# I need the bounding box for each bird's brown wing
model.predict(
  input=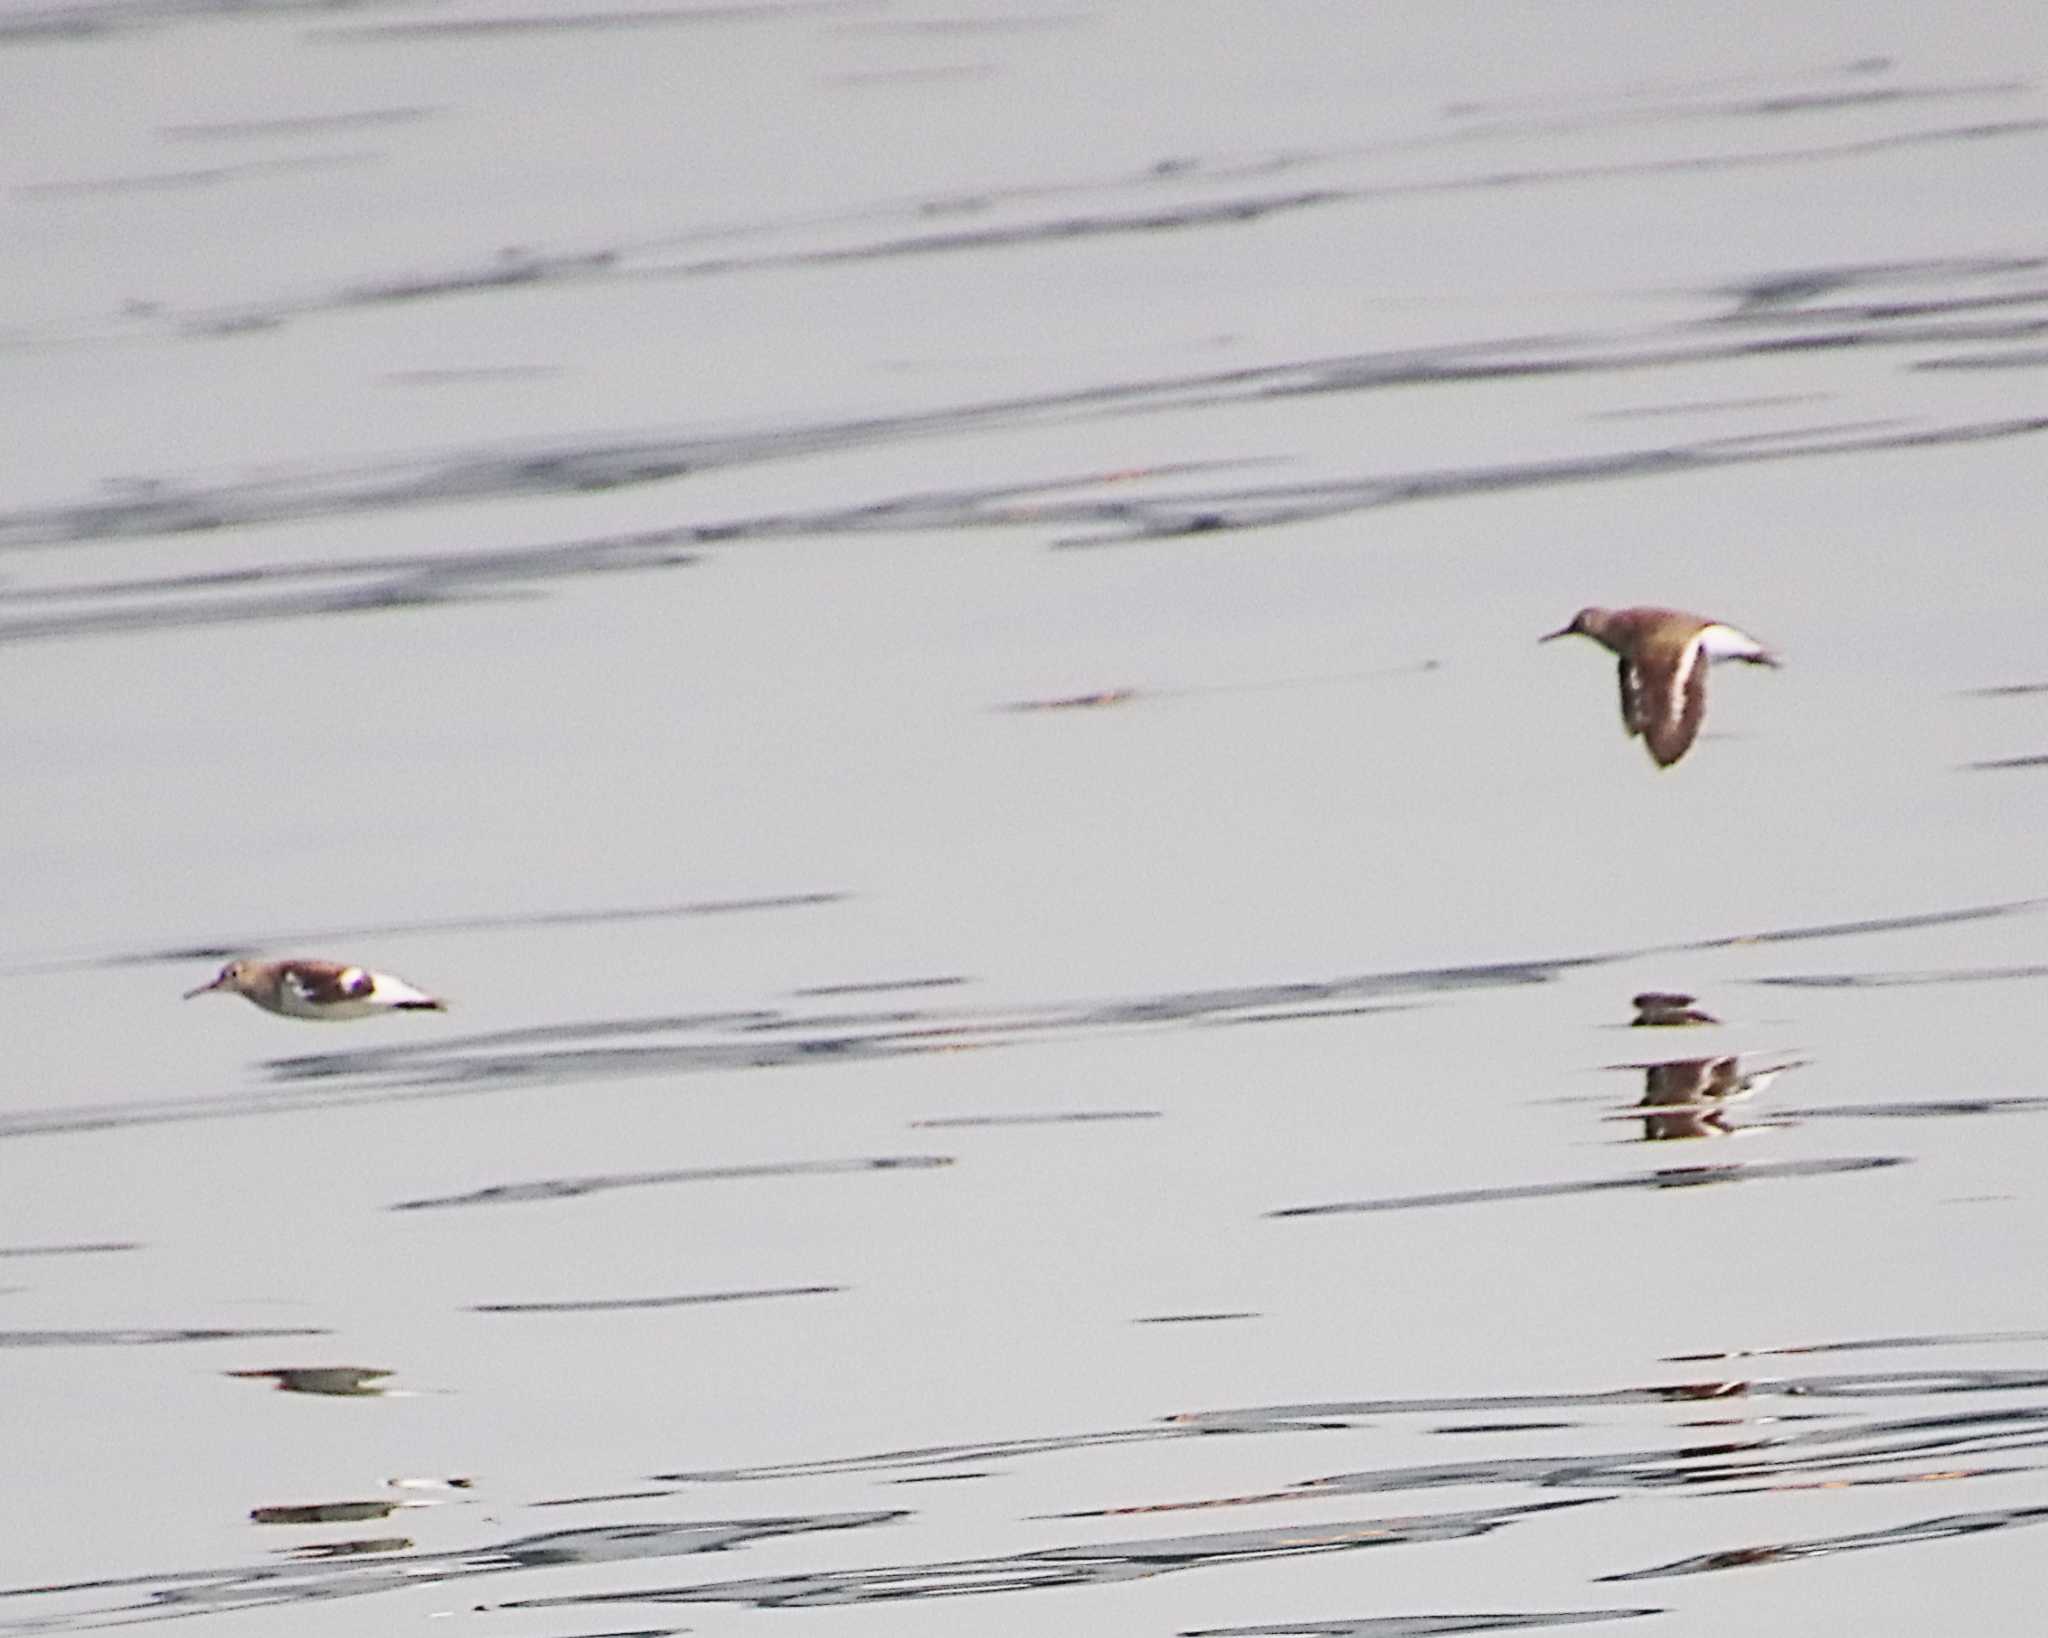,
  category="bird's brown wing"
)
[283,962,374,1004]
[1639,631,1708,767]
